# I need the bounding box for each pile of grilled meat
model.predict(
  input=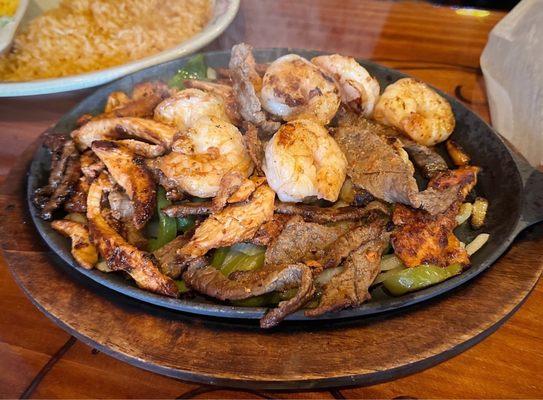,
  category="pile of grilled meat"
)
[33,43,481,328]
